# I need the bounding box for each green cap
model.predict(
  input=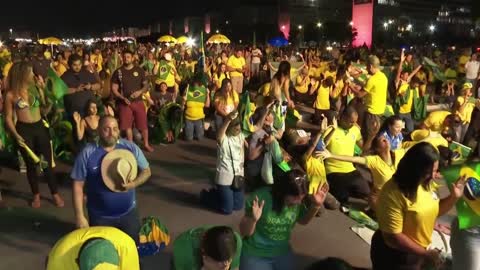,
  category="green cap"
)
[79,239,120,270]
